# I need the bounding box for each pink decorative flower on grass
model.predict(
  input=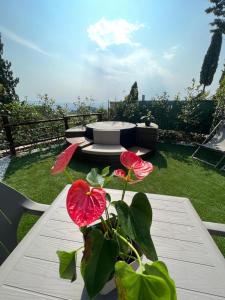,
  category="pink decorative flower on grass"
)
[51,144,79,175]
[66,179,106,227]
[114,151,153,182]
